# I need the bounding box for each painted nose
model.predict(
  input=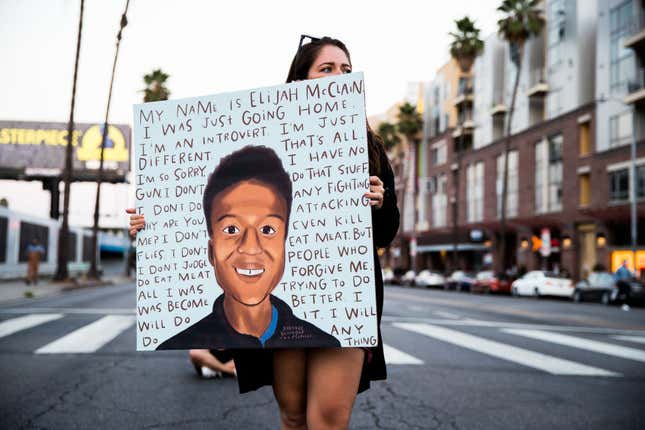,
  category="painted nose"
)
[238,228,262,255]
